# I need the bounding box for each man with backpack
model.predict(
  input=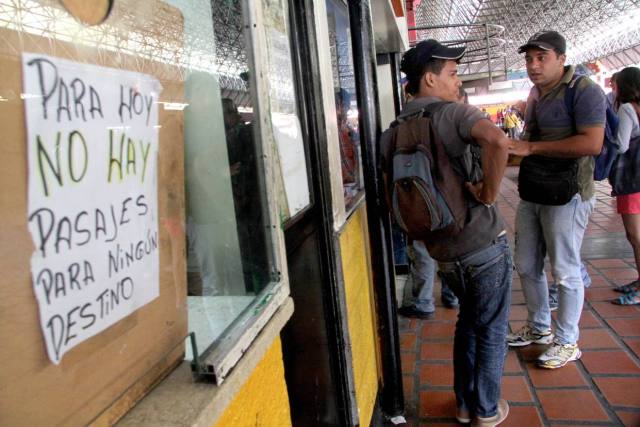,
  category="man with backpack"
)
[396,86,471,320]
[380,39,511,425]
[507,31,606,369]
